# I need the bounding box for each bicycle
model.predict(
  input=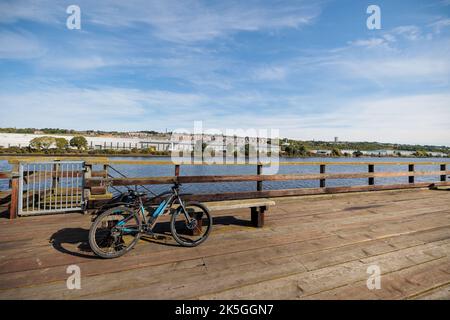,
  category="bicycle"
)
[88,182,212,259]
